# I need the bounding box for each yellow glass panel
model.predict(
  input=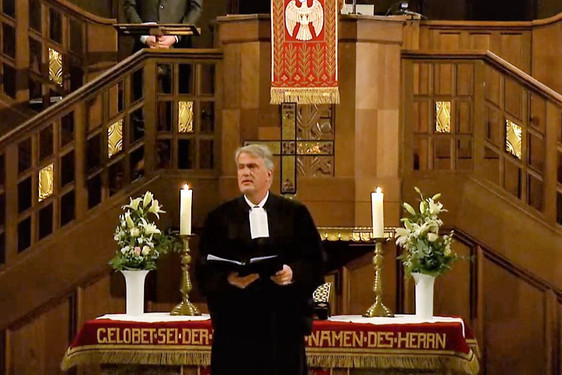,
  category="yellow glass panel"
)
[38,164,54,202]
[108,119,123,158]
[282,155,296,194]
[435,101,451,133]
[505,120,522,159]
[178,101,193,133]
[48,48,63,87]
[282,103,296,141]
[297,141,333,155]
